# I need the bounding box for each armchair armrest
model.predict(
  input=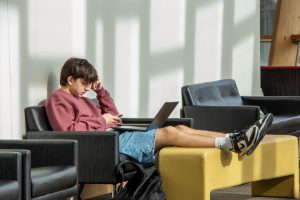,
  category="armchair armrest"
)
[0,151,22,181]
[121,118,193,128]
[183,105,260,132]
[242,96,300,115]
[0,149,32,200]
[26,131,119,184]
[0,151,22,200]
[0,140,77,168]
